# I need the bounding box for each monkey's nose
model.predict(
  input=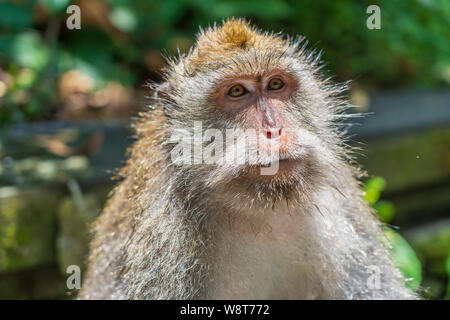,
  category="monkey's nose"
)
[265,128,282,139]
